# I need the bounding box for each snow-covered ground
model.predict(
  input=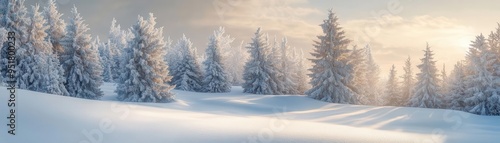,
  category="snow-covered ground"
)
[1,83,500,143]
